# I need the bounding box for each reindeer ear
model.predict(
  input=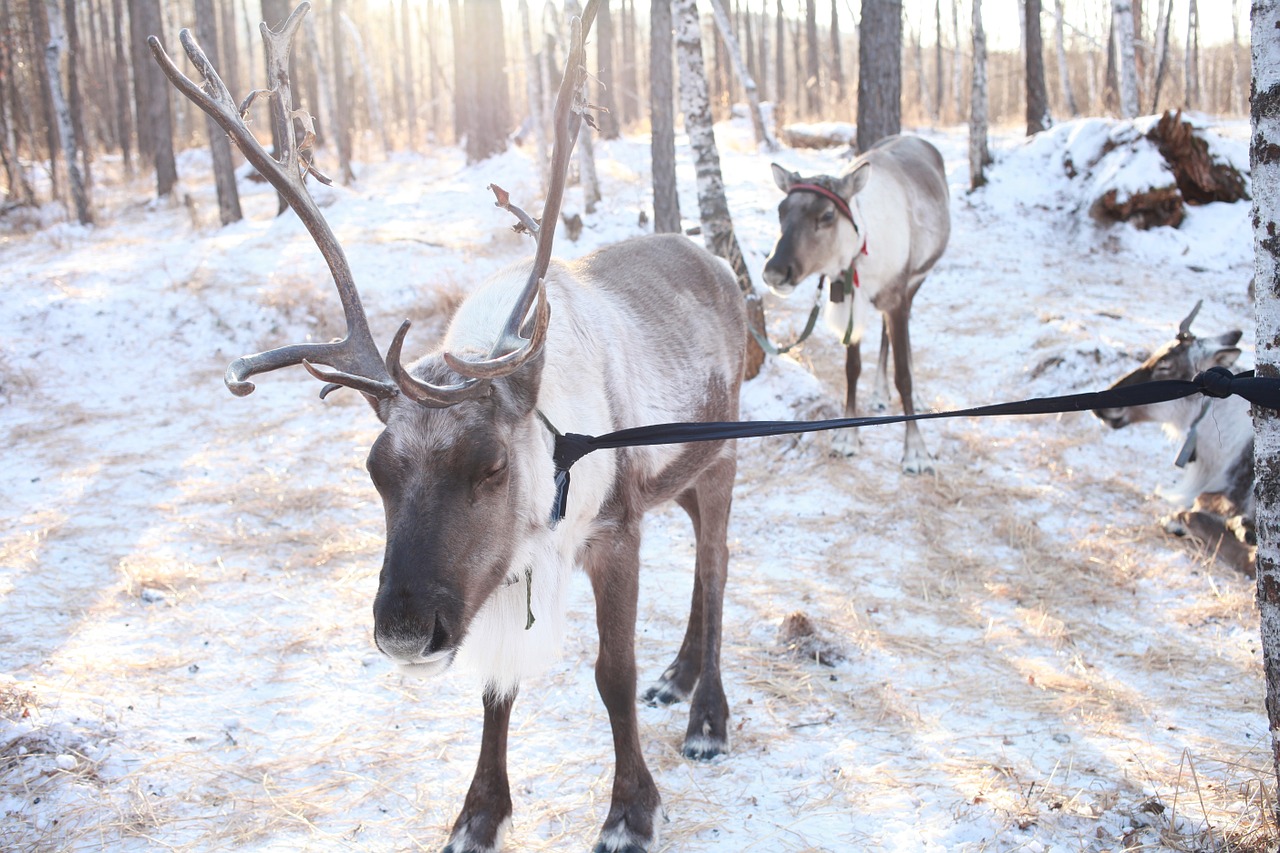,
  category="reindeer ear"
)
[836,162,872,200]
[771,163,798,193]
[1210,346,1242,370]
